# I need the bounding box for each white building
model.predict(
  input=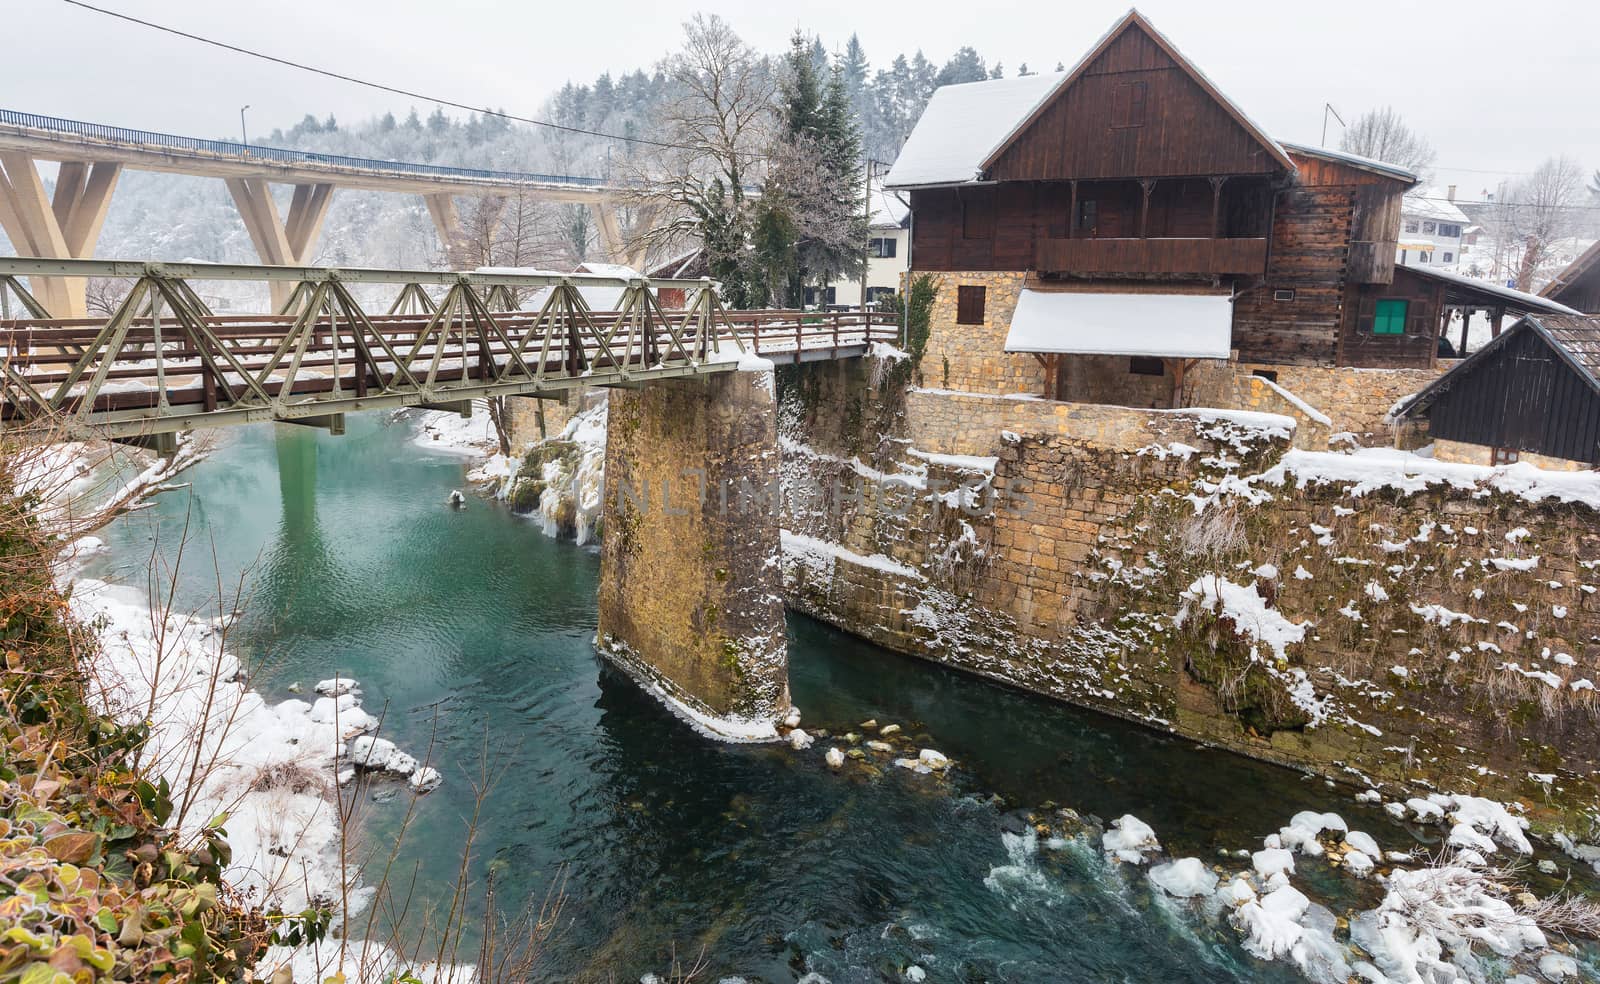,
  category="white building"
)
[814,185,910,309]
[1396,188,1470,270]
